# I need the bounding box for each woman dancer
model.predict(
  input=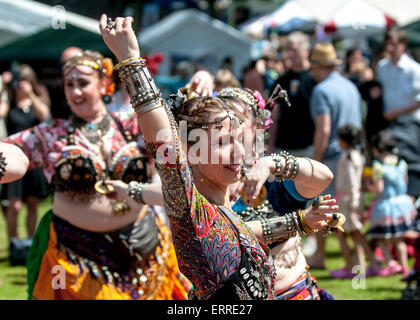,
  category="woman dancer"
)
[2,50,189,300]
[219,87,337,300]
[99,15,338,300]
